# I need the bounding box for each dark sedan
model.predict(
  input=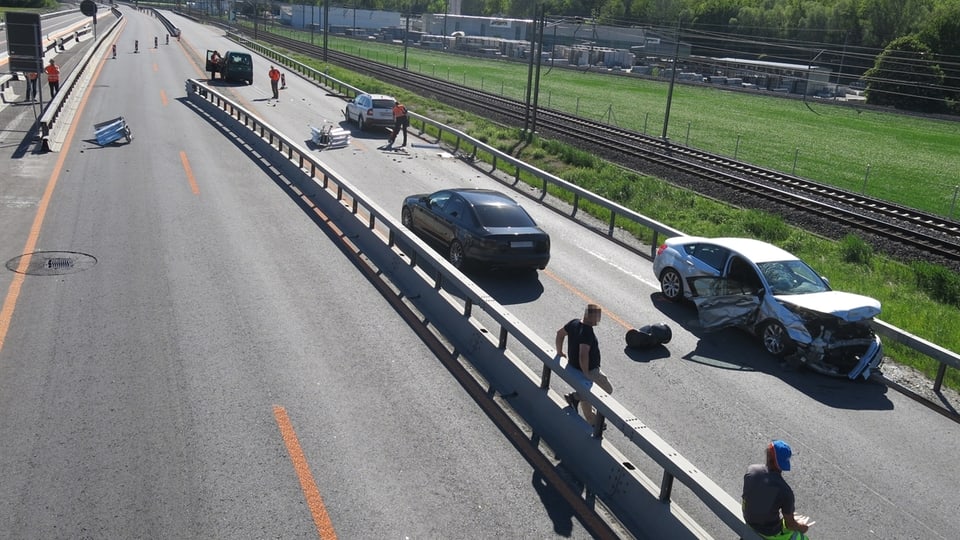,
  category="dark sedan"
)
[401,189,551,271]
